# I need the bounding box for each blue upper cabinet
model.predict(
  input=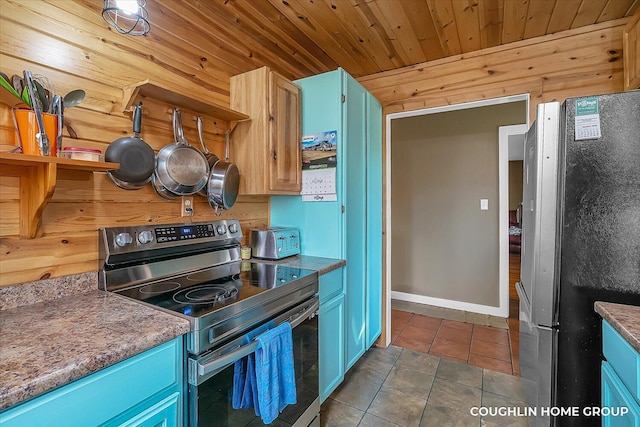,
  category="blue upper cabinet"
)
[270,68,383,371]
